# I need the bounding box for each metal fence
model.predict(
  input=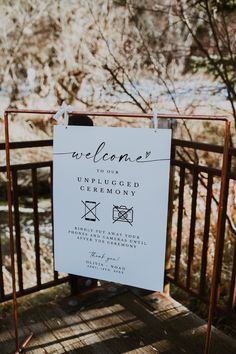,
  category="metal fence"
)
[0,138,235,315]
[0,140,68,302]
[168,139,236,315]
